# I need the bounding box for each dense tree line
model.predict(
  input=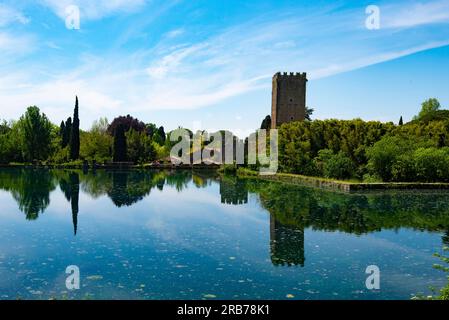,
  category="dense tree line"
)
[1,97,449,182]
[278,98,449,182]
[0,98,168,165]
